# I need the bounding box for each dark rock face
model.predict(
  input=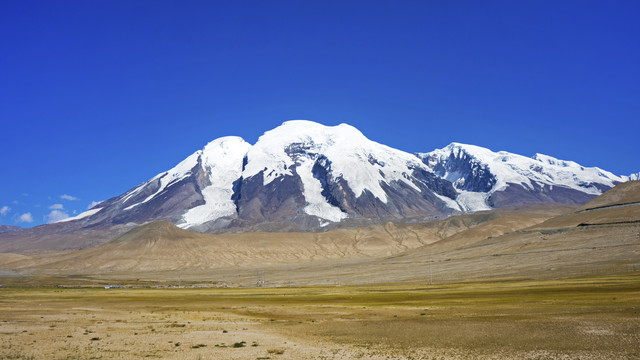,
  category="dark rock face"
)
[311,156,356,215]
[311,155,343,209]
[234,170,306,223]
[419,151,496,192]
[411,168,458,199]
